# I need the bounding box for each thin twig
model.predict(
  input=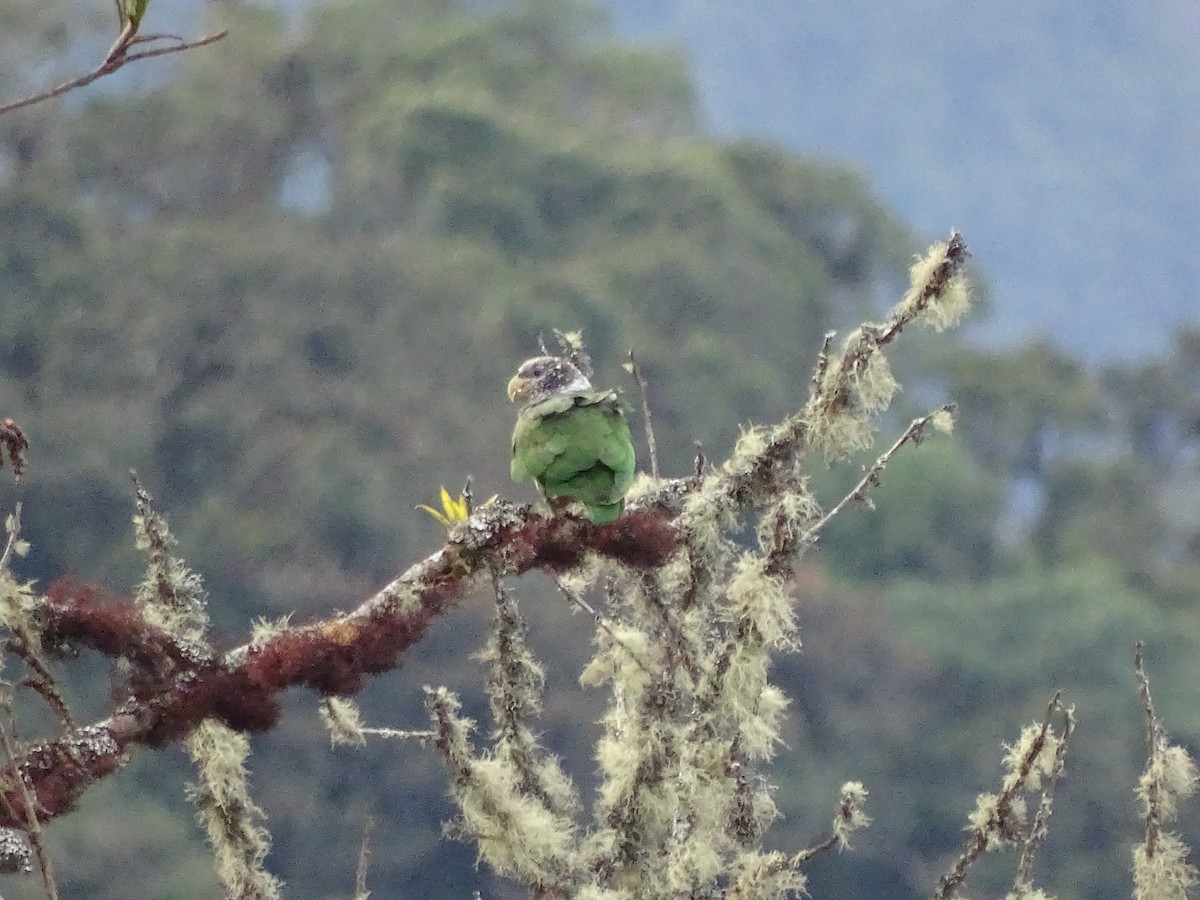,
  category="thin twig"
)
[0,30,228,118]
[102,21,138,66]
[876,232,969,346]
[801,404,955,544]
[808,331,836,400]
[551,576,651,675]
[0,718,59,900]
[110,30,229,65]
[936,692,1064,900]
[354,817,374,900]
[359,727,436,742]
[791,832,838,866]
[627,351,659,479]
[0,502,23,572]
[745,784,868,884]
[1012,703,1075,889]
[1,506,75,730]
[1135,641,1163,857]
